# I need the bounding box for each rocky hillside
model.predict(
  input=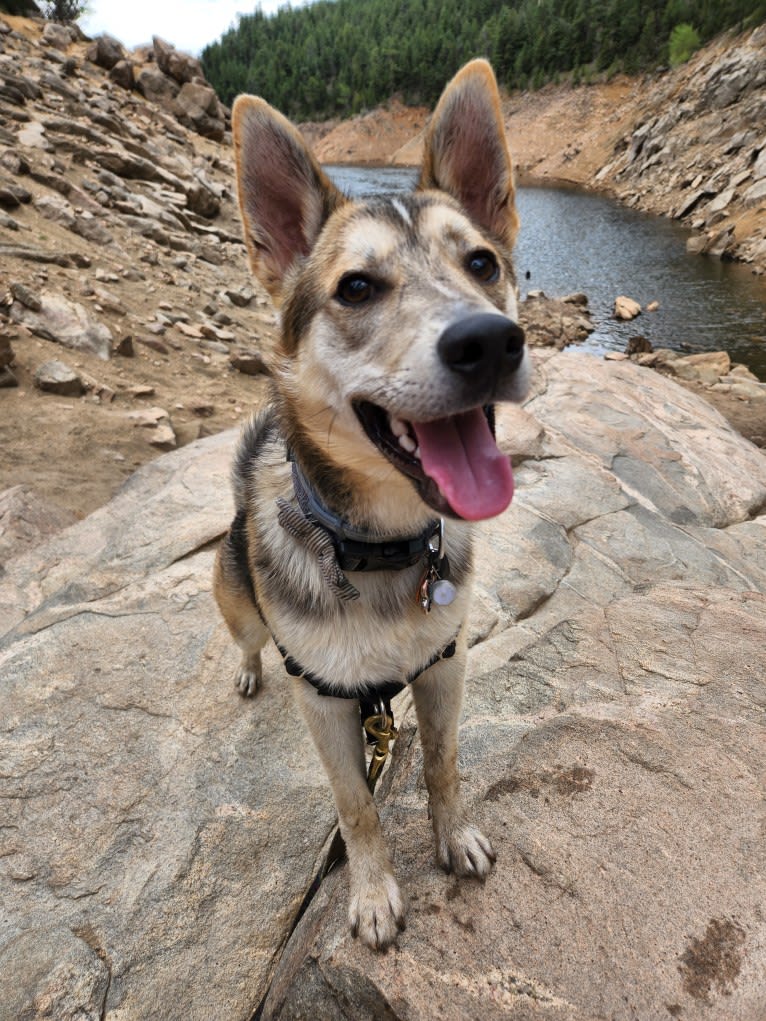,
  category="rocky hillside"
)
[312,25,766,274]
[0,14,277,520]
